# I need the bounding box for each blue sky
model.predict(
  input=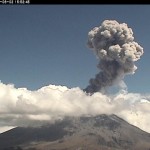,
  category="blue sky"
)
[0,5,149,93]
